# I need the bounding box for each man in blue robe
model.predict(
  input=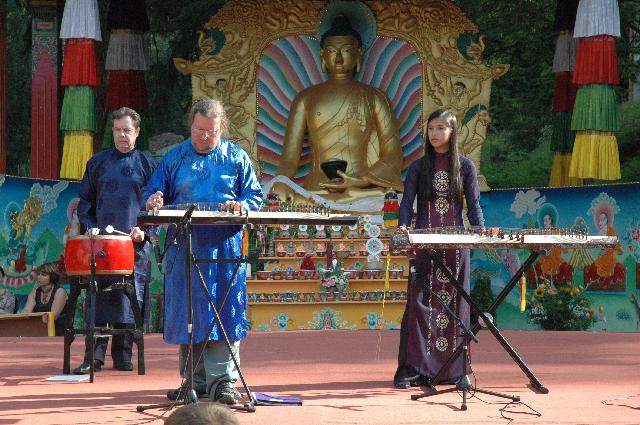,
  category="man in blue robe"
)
[144,99,263,404]
[74,107,157,374]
